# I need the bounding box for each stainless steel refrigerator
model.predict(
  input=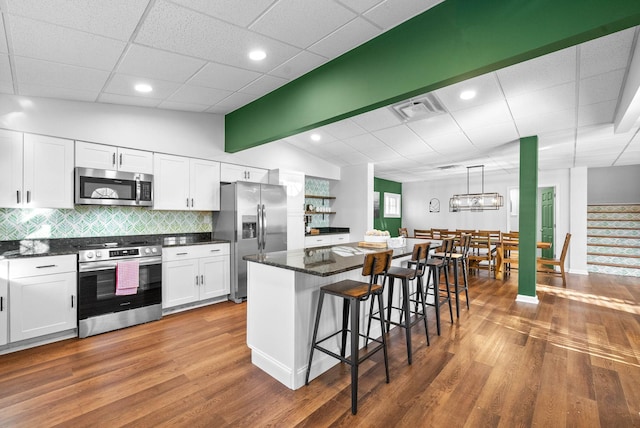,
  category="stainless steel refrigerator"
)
[213,182,287,302]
